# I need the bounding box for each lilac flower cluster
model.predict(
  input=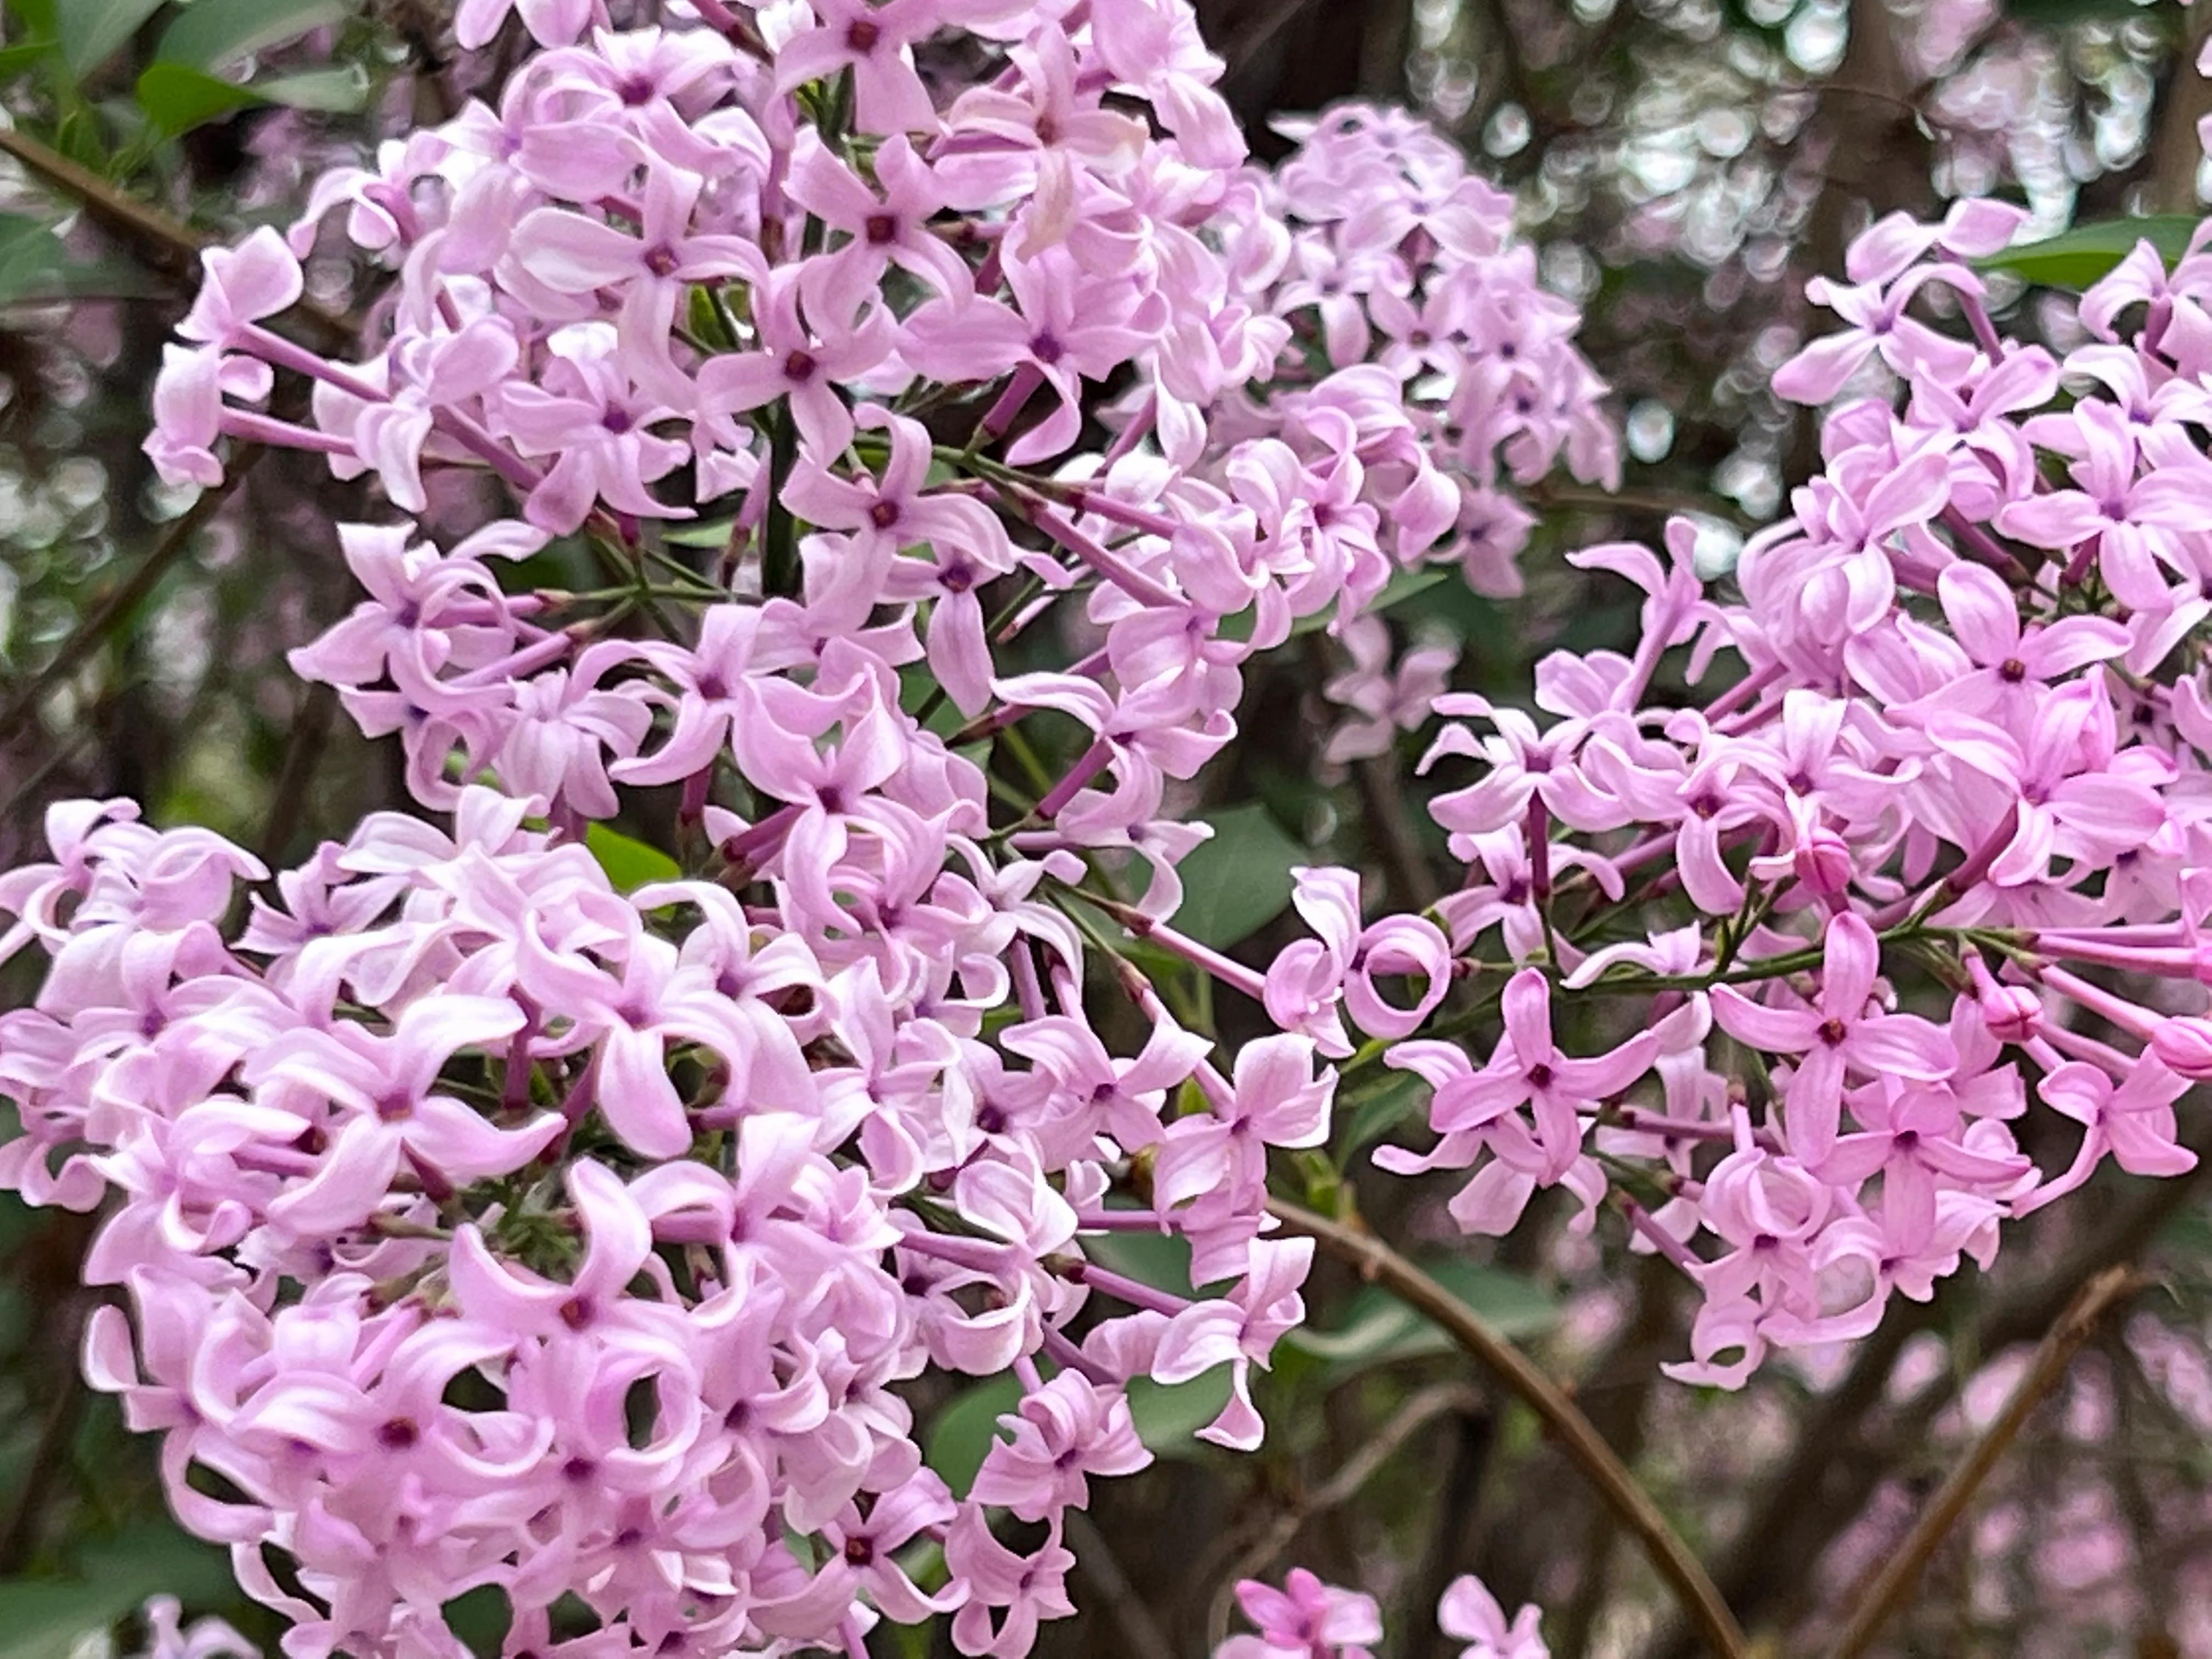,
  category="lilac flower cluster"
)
[9,0,2212,1644]
[1321,204,2212,1386]
[5,0,1613,1653]
[1215,1568,1545,1659]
